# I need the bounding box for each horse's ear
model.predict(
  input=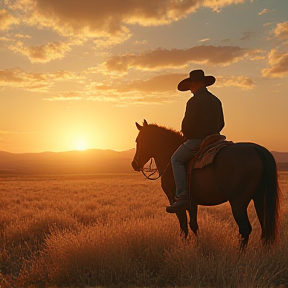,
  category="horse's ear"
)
[143,119,148,126]
[135,122,142,130]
